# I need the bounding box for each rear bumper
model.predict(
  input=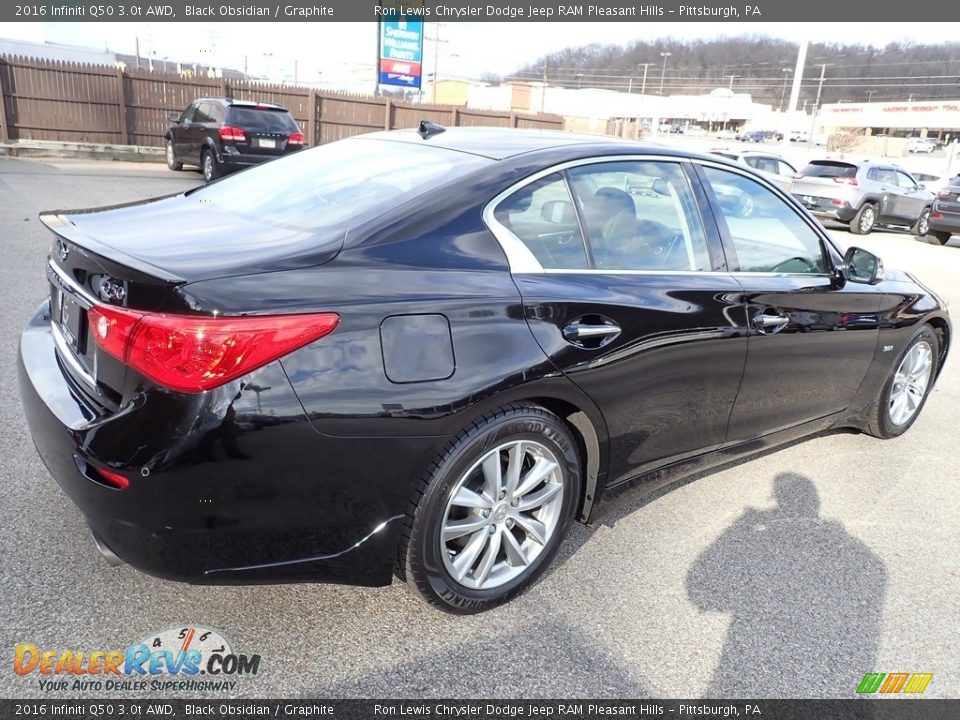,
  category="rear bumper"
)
[929,209,960,234]
[17,302,438,586]
[792,194,857,223]
[218,146,300,170]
